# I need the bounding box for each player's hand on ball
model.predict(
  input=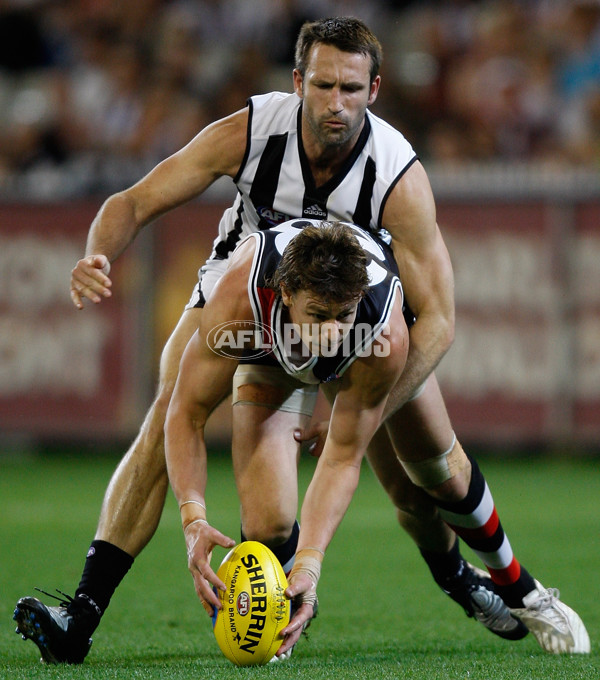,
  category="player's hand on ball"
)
[294,420,329,457]
[70,254,112,309]
[278,548,322,656]
[184,520,236,615]
[278,592,315,657]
